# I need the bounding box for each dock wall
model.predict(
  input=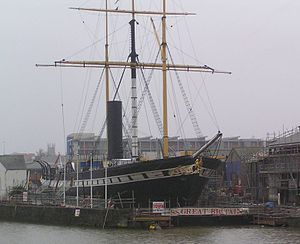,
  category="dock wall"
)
[285,217,300,228]
[0,204,131,228]
[175,215,251,226]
